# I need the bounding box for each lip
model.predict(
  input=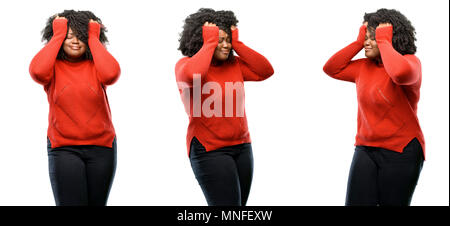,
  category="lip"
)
[70,46,81,50]
[221,50,230,54]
